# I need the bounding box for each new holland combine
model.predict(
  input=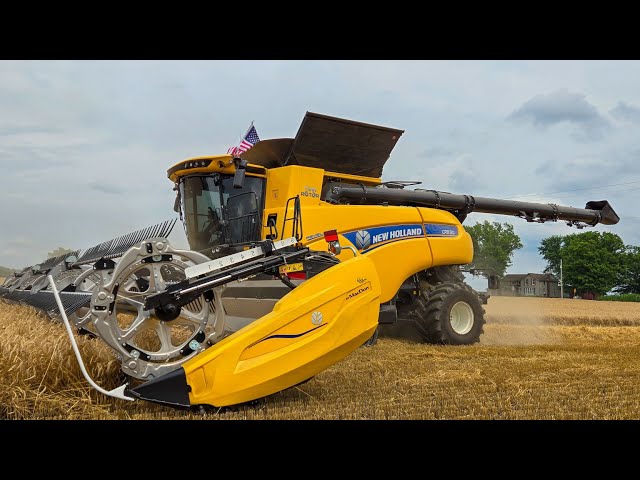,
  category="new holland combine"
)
[0,112,620,409]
